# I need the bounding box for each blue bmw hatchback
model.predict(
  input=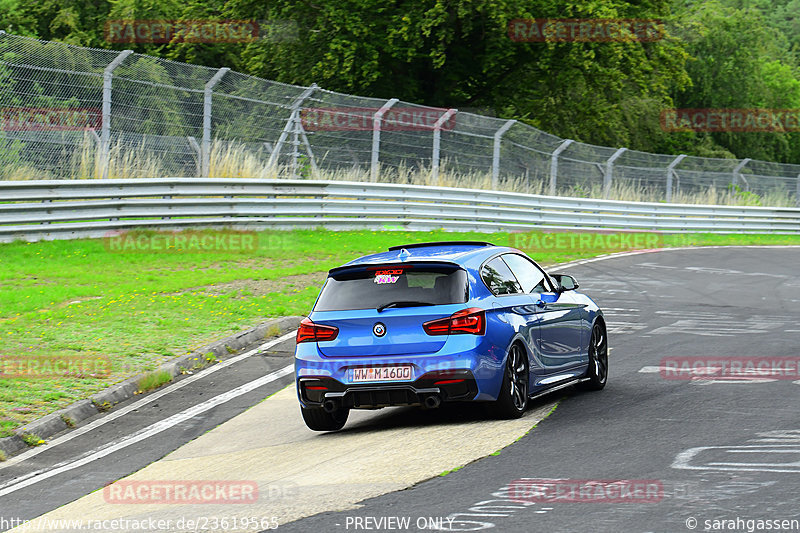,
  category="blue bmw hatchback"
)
[294,241,607,431]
